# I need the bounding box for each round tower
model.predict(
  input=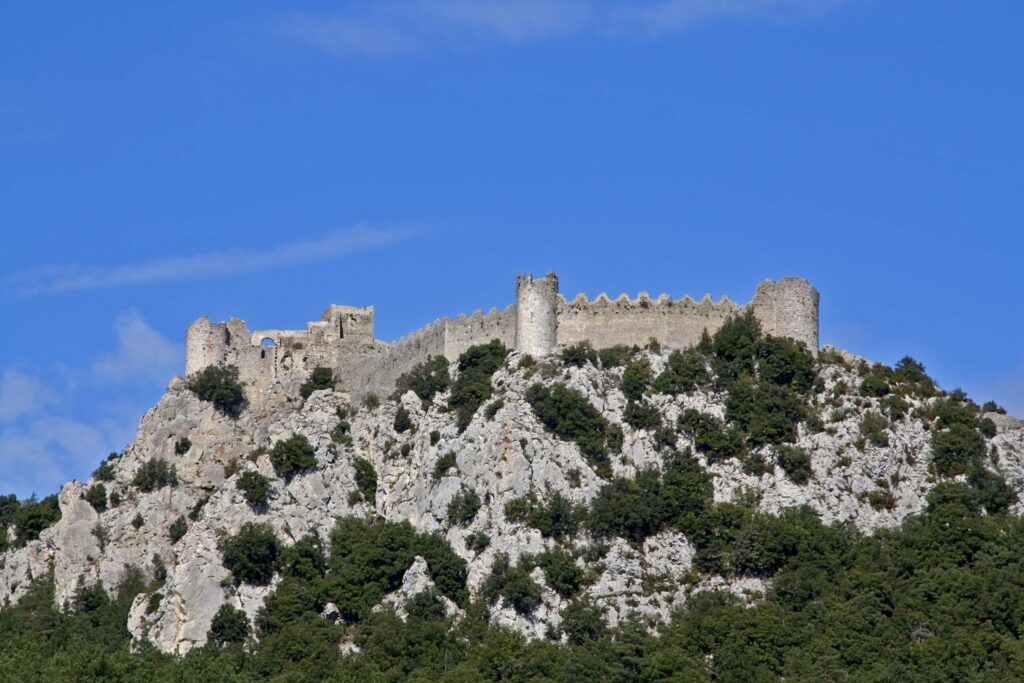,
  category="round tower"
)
[751,278,819,353]
[515,273,559,357]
